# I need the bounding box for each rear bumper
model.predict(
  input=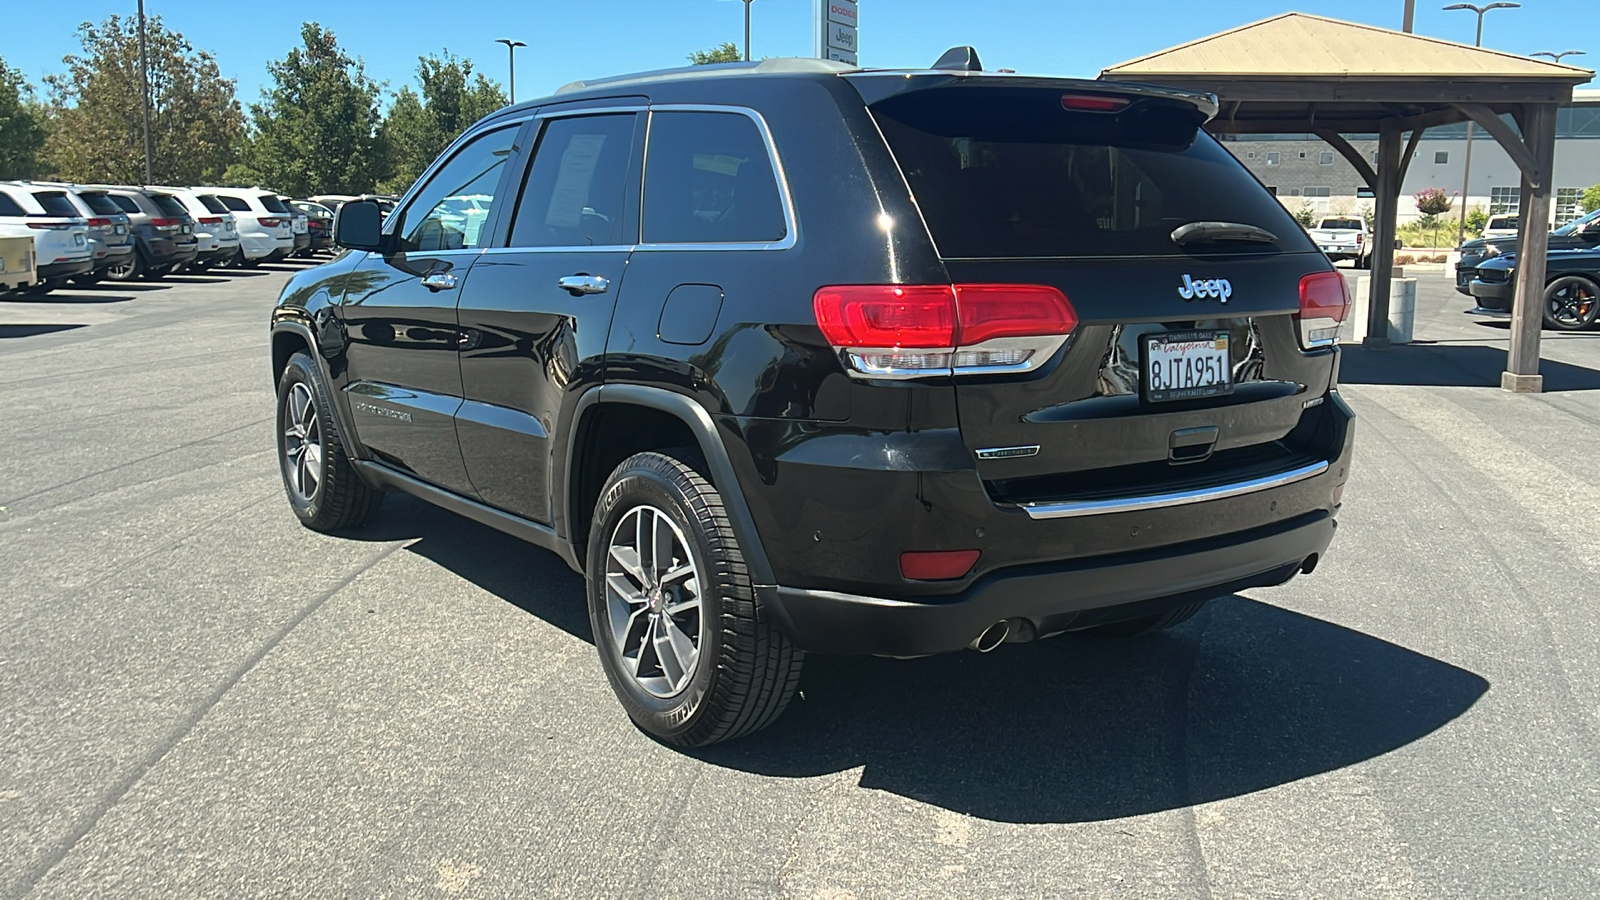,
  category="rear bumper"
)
[763,513,1335,656]
[92,245,134,271]
[38,259,95,280]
